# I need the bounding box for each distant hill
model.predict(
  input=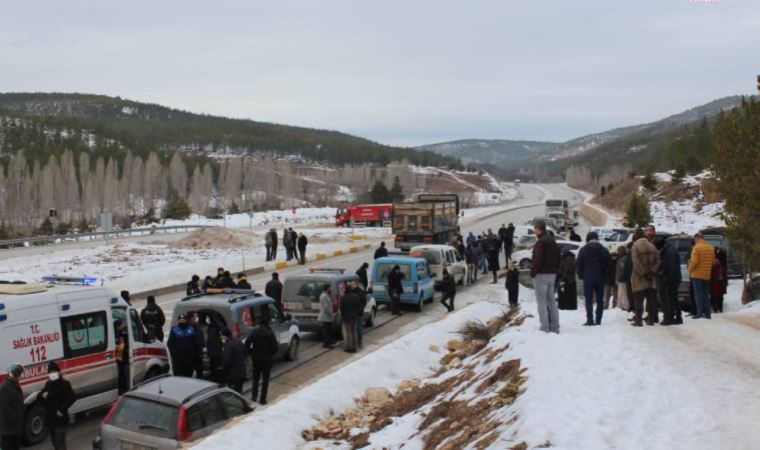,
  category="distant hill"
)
[418,139,558,167]
[0,92,461,168]
[420,96,747,174]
